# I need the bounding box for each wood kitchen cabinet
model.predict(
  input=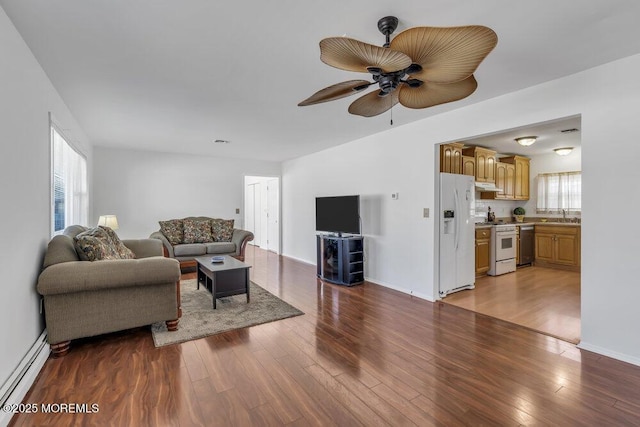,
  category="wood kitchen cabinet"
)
[463,146,496,183]
[440,142,464,174]
[481,161,515,200]
[462,155,475,176]
[534,225,580,271]
[501,155,530,200]
[475,228,491,276]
